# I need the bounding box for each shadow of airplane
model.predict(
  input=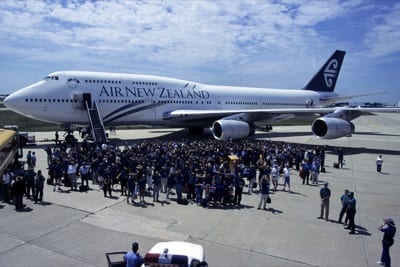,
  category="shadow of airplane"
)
[32,128,400,156]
